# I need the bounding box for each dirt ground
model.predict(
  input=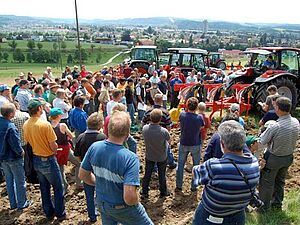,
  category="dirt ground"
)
[0,121,299,225]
